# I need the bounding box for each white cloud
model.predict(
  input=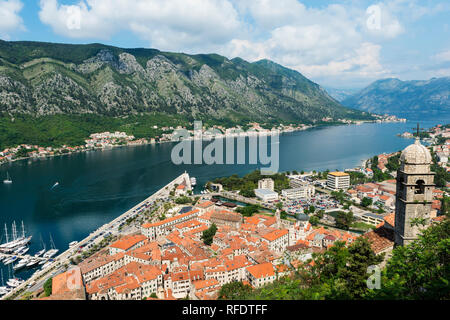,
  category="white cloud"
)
[434,50,450,63]
[39,0,241,52]
[220,2,393,86]
[41,0,445,87]
[0,0,24,39]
